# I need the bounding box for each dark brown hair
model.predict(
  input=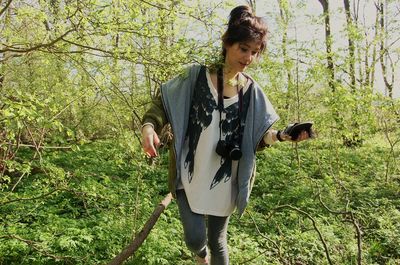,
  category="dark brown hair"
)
[221,5,268,58]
